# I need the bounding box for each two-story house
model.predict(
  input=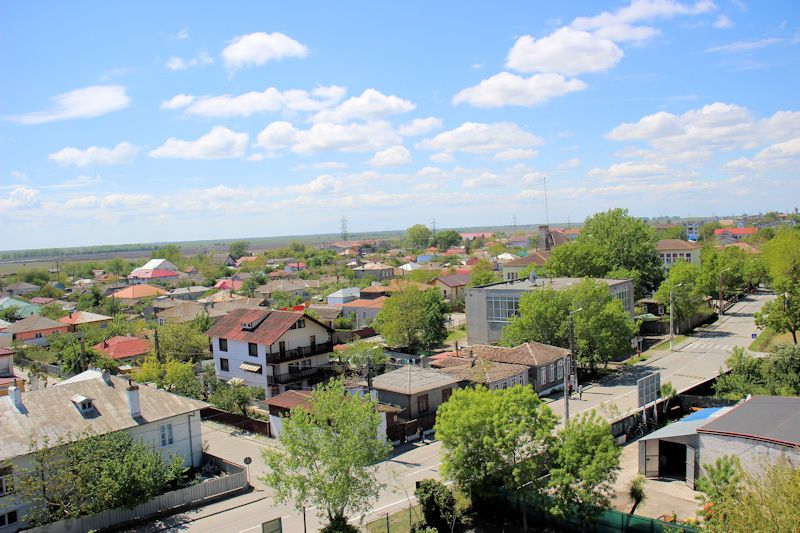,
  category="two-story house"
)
[655,239,701,270]
[206,308,336,397]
